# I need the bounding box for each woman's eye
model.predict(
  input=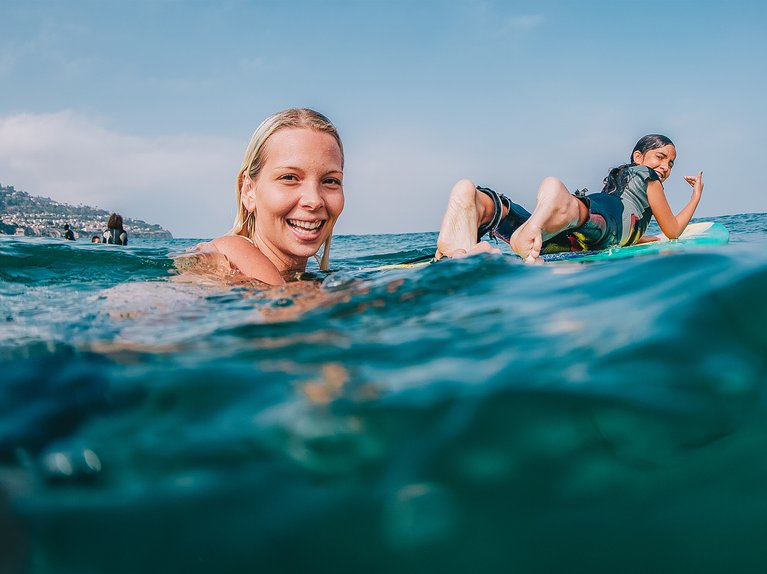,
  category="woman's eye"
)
[279,174,298,181]
[323,178,342,186]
